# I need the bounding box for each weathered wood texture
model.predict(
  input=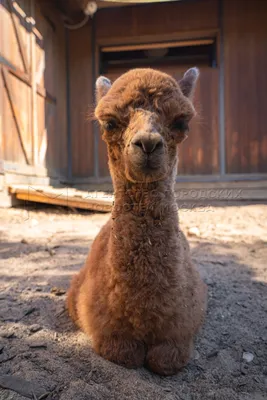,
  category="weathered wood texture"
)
[0,0,32,165]
[68,21,95,178]
[96,0,218,41]
[9,184,113,212]
[224,0,267,174]
[0,0,67,178]
[36,1,68,178]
